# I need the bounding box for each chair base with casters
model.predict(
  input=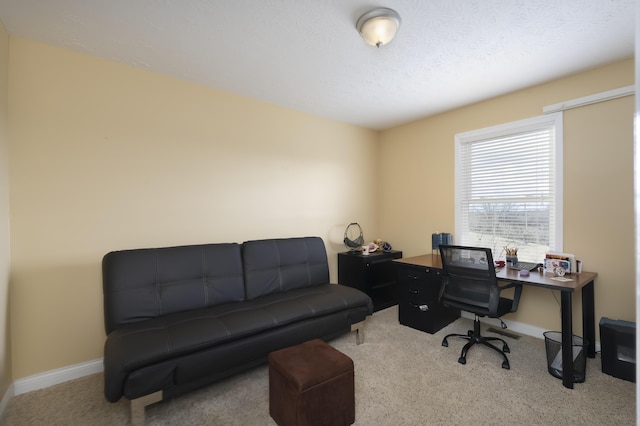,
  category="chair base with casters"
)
[442,314,511,369]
